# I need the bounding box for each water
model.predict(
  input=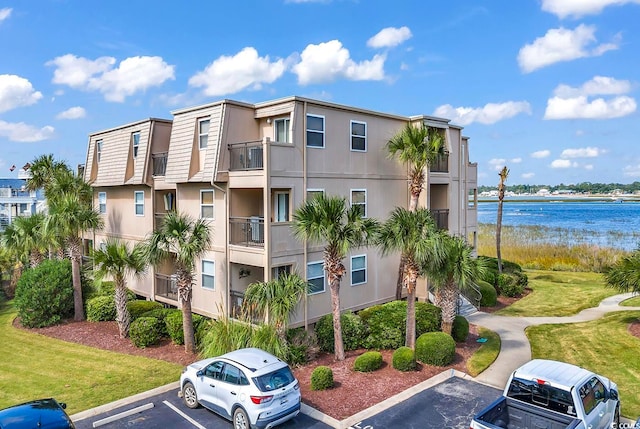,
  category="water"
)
[477,200,640,251]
